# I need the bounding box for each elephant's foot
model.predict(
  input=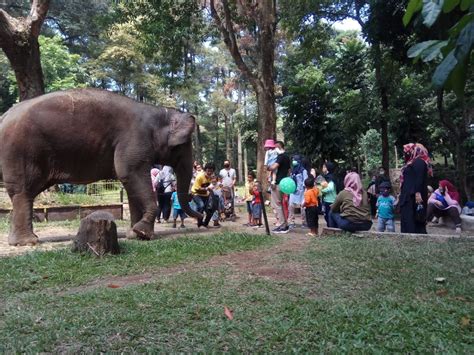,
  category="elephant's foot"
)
[8,231,39,246]
[132,220,154,240]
